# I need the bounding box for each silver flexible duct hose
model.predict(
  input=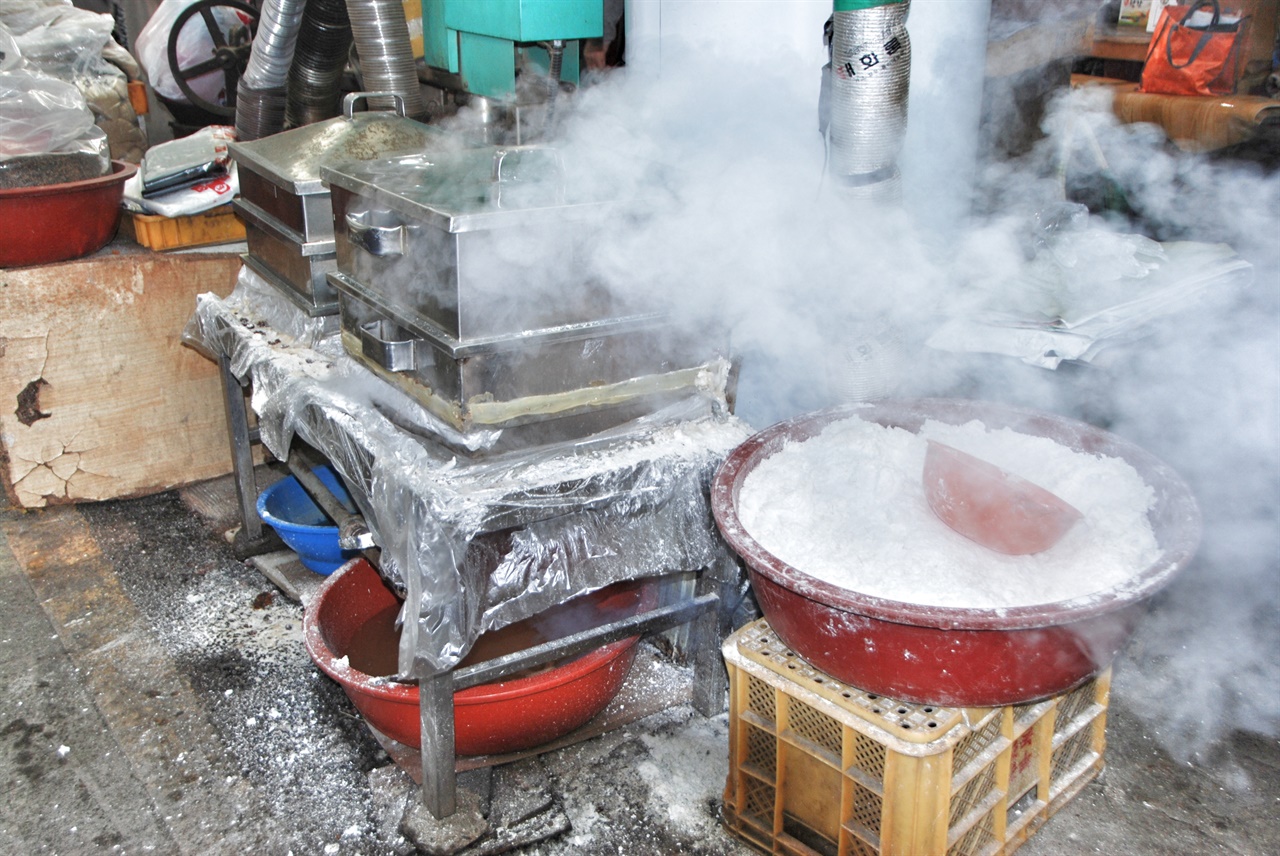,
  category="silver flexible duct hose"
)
[827,0,911,187]
[346,0,429,121]
[286,0,354,127]
[235,0,305,140]
[243,0,307,90]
